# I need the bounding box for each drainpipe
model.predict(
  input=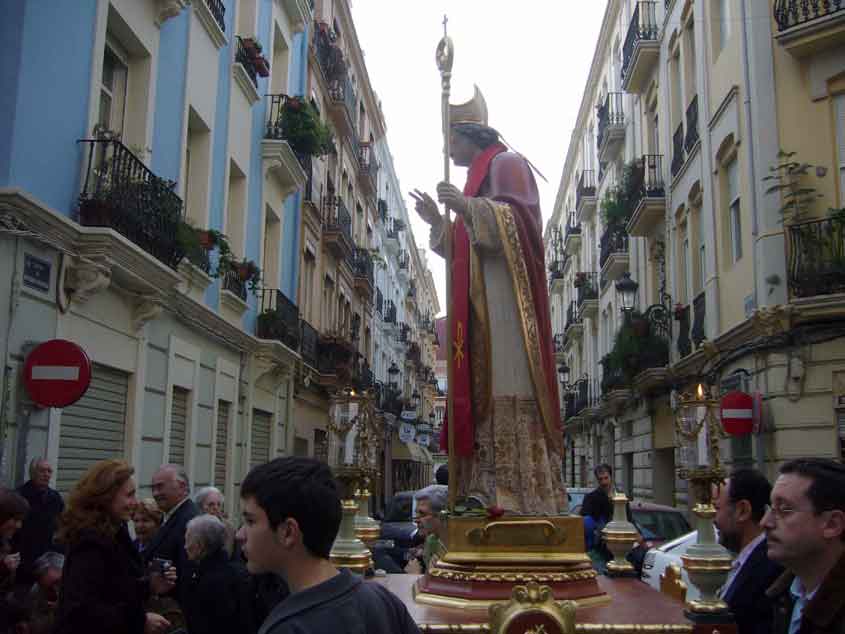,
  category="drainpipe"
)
[739,0,760,313]
[0,237,21,479]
